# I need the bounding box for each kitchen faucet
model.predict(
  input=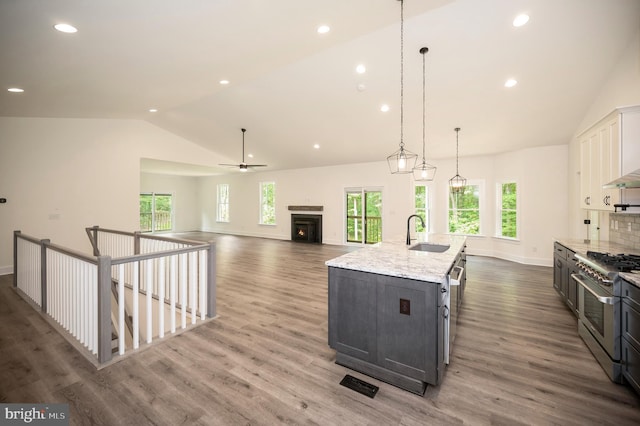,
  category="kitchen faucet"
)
[406,214,425,245]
